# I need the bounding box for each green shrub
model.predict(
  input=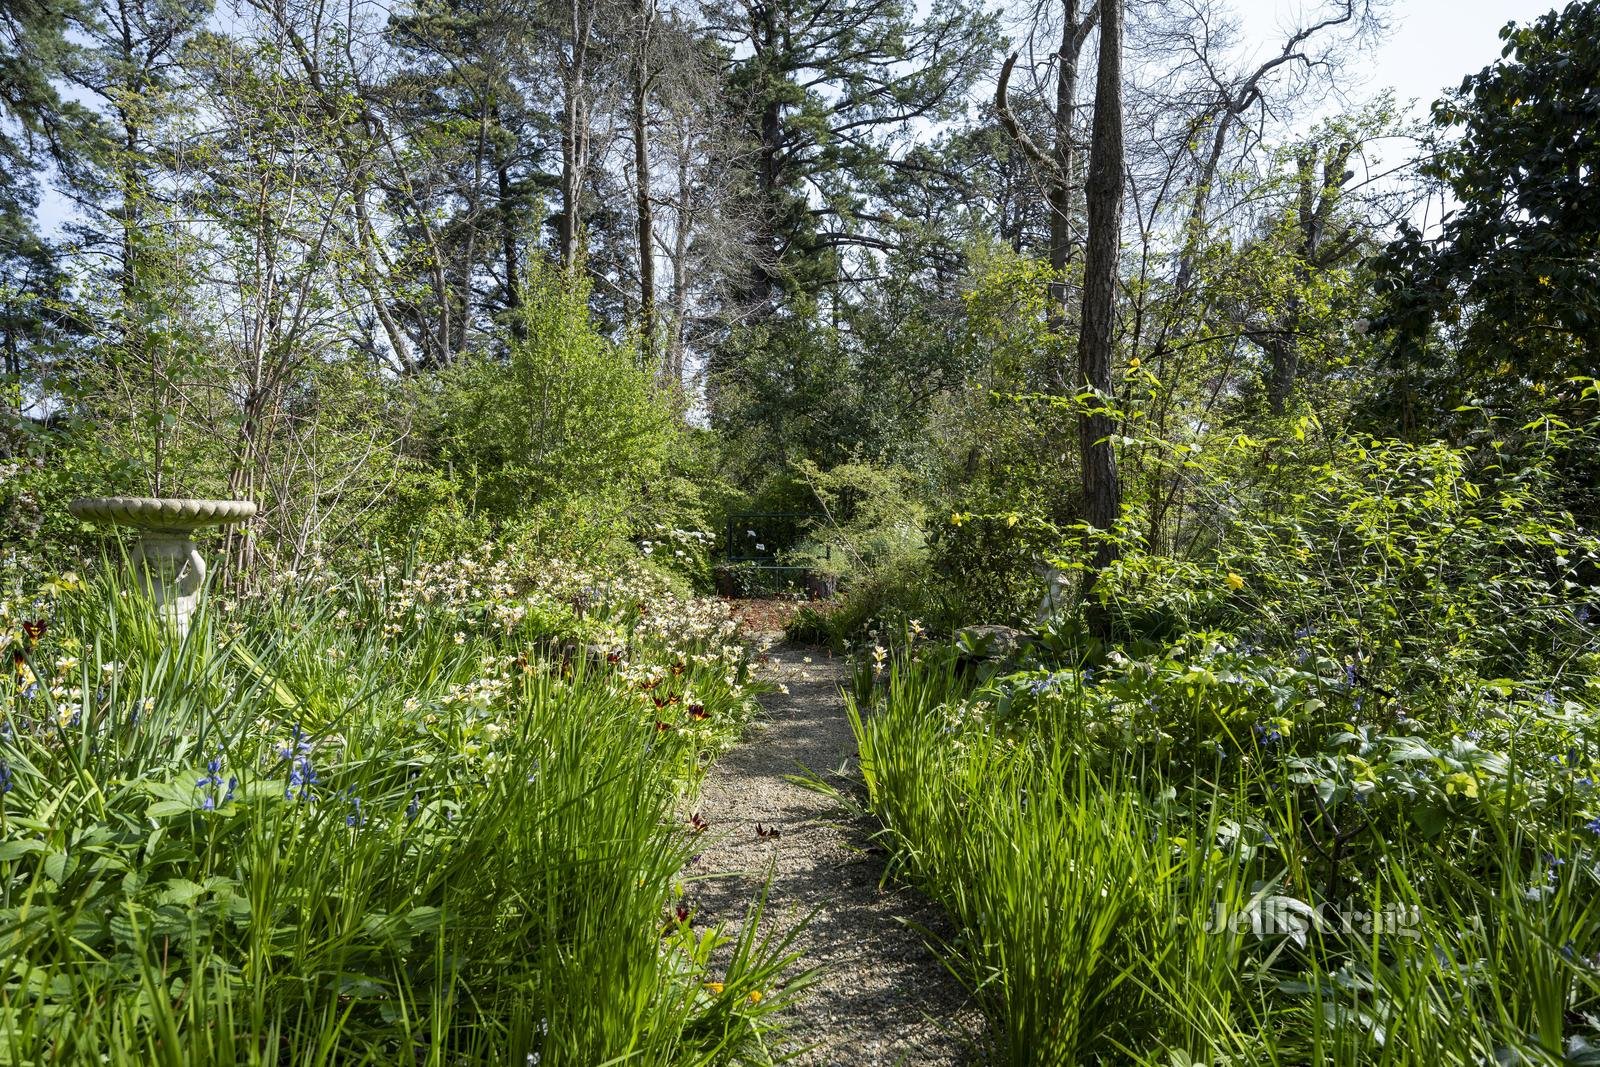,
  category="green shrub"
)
[1089,432,1600,698]
[428,259,681,555]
